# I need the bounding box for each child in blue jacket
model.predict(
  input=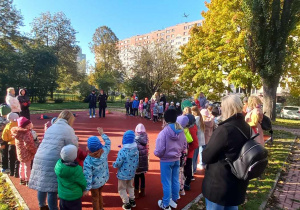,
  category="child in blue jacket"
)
[113,130,139,210]
[132,97,139,117]
[83,127,111,210]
